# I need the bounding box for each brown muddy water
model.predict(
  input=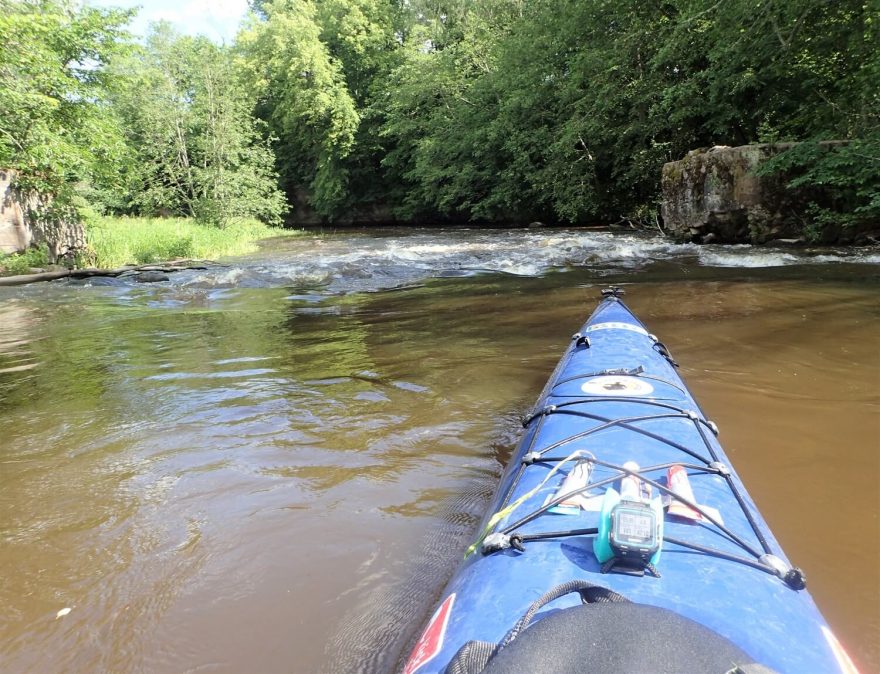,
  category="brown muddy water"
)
[0,229,878,673]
